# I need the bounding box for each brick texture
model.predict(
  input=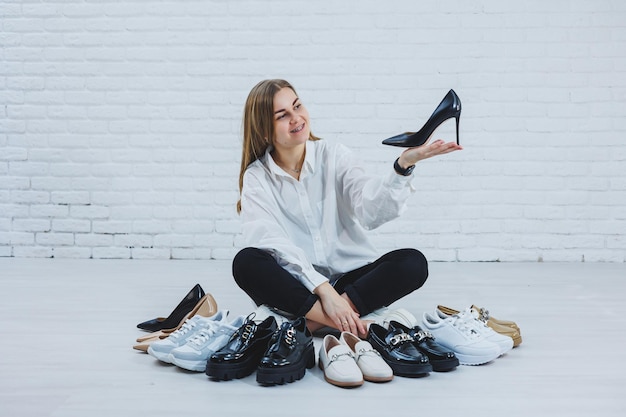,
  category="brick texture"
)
[1,0,625,262]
